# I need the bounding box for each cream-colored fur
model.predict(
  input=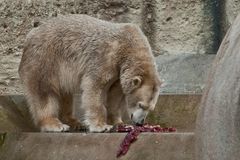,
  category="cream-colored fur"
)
[19,14,161,132]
